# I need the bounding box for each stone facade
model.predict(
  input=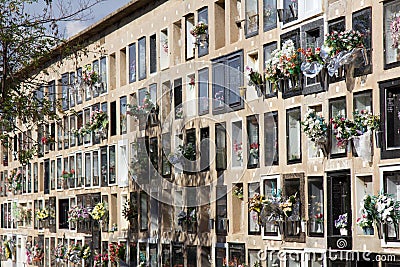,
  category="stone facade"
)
[1,0,400,266]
